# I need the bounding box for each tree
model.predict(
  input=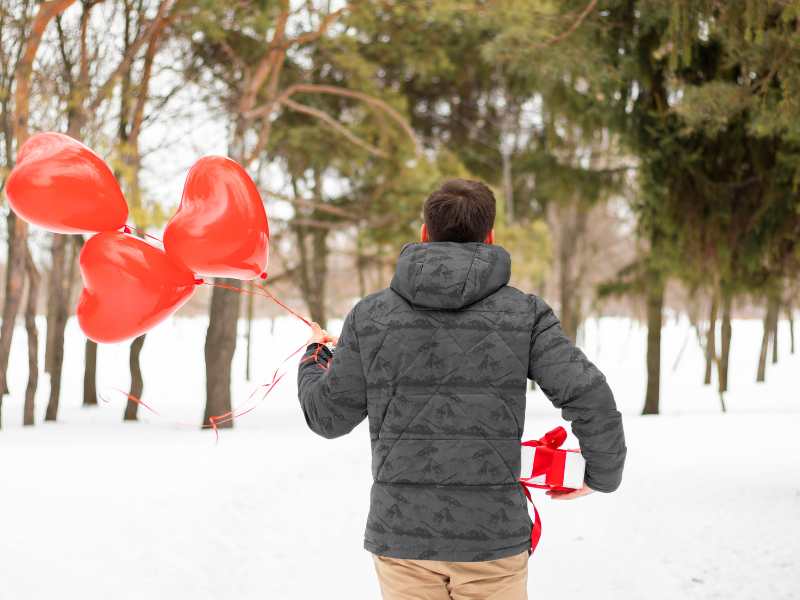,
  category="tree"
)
[42,0,175,422]
[352,0,627,341]
[0,0,77,429]
[183,0,417,428]
[115,0,178,420]
[544,0,800,413]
